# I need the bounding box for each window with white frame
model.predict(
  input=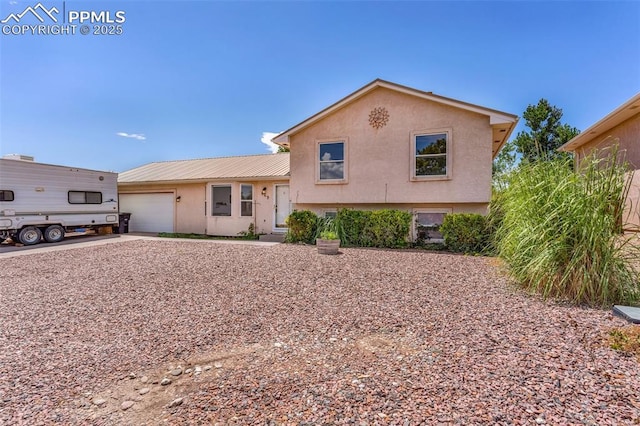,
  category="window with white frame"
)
[240,184,253,217]
[415,211,447,241]
[318,141,345,181]
[211,185,231,216]
[414,132,449,178]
